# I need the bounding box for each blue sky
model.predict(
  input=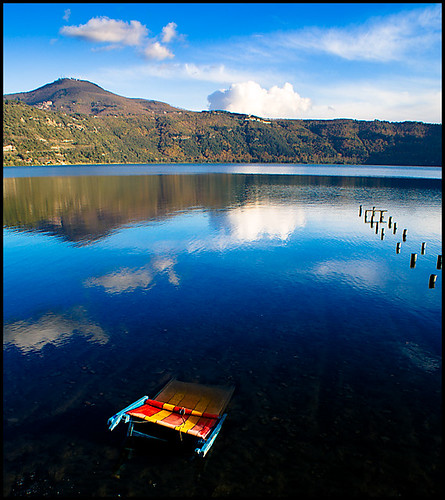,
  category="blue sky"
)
[3,3,442,123]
